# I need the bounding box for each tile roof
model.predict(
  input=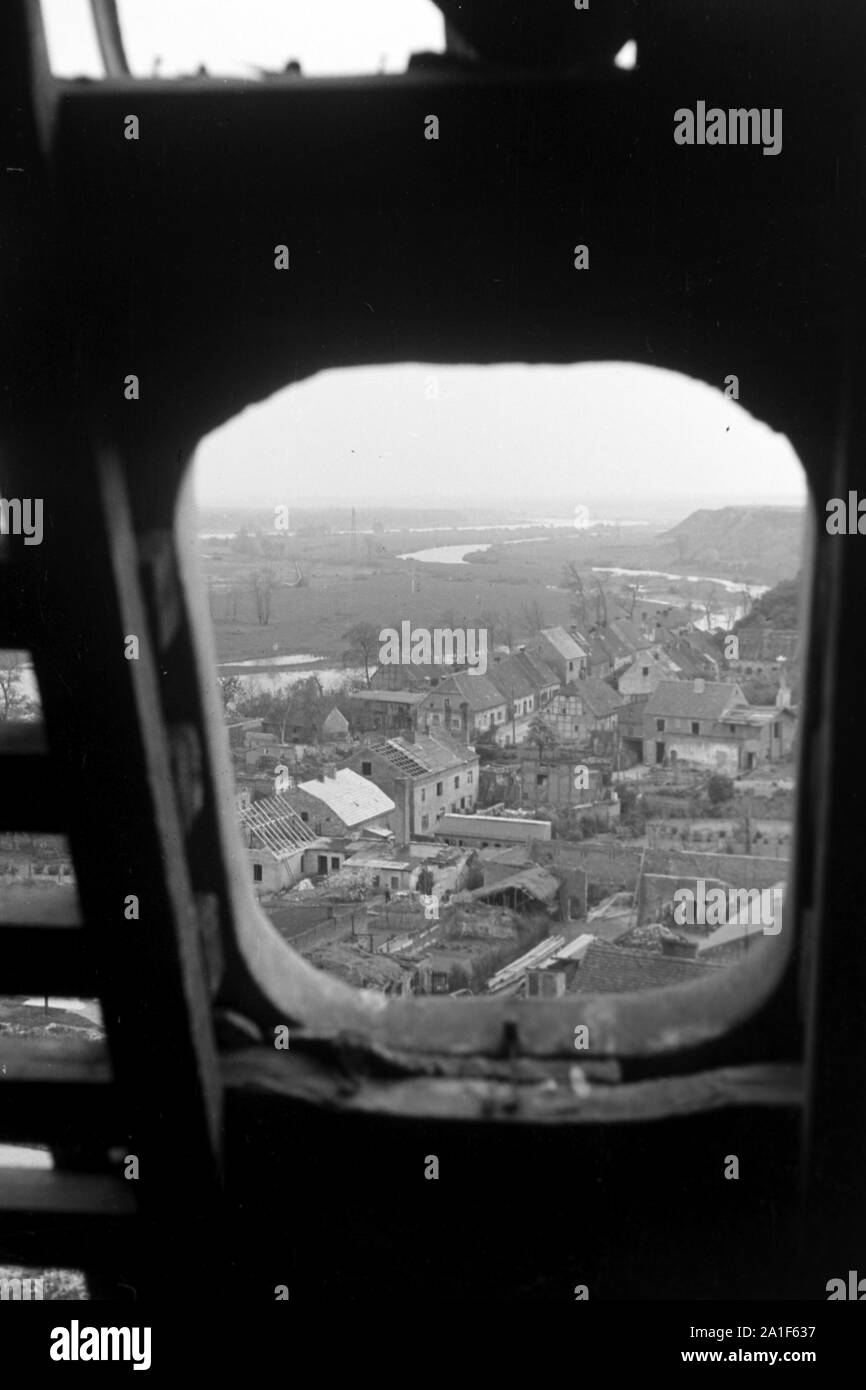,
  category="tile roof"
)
[662,638,718,679]
[297,768,395,827]
[428,671,507,712]
[511,648,559,689]
[240,794,321,859]
[569,939,724,993]
[561,676,622,718]
[572,630,614,668]
[367,731,474,778]
[644,680,744,721]
[540,626,587,661]
[609,617,653,652]
[595,627,635,663]
[486,656,537,702]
